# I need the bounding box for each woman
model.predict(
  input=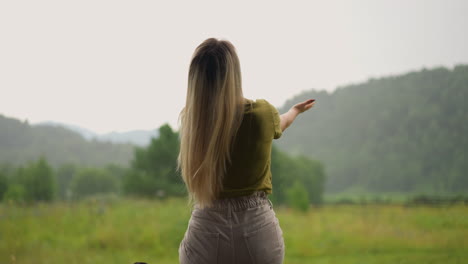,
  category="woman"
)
[177,37,315,264]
